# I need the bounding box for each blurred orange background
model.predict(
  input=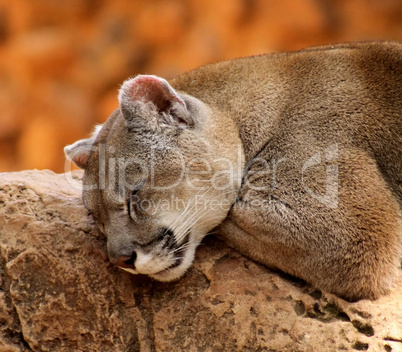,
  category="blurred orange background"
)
[0,0,401,172]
